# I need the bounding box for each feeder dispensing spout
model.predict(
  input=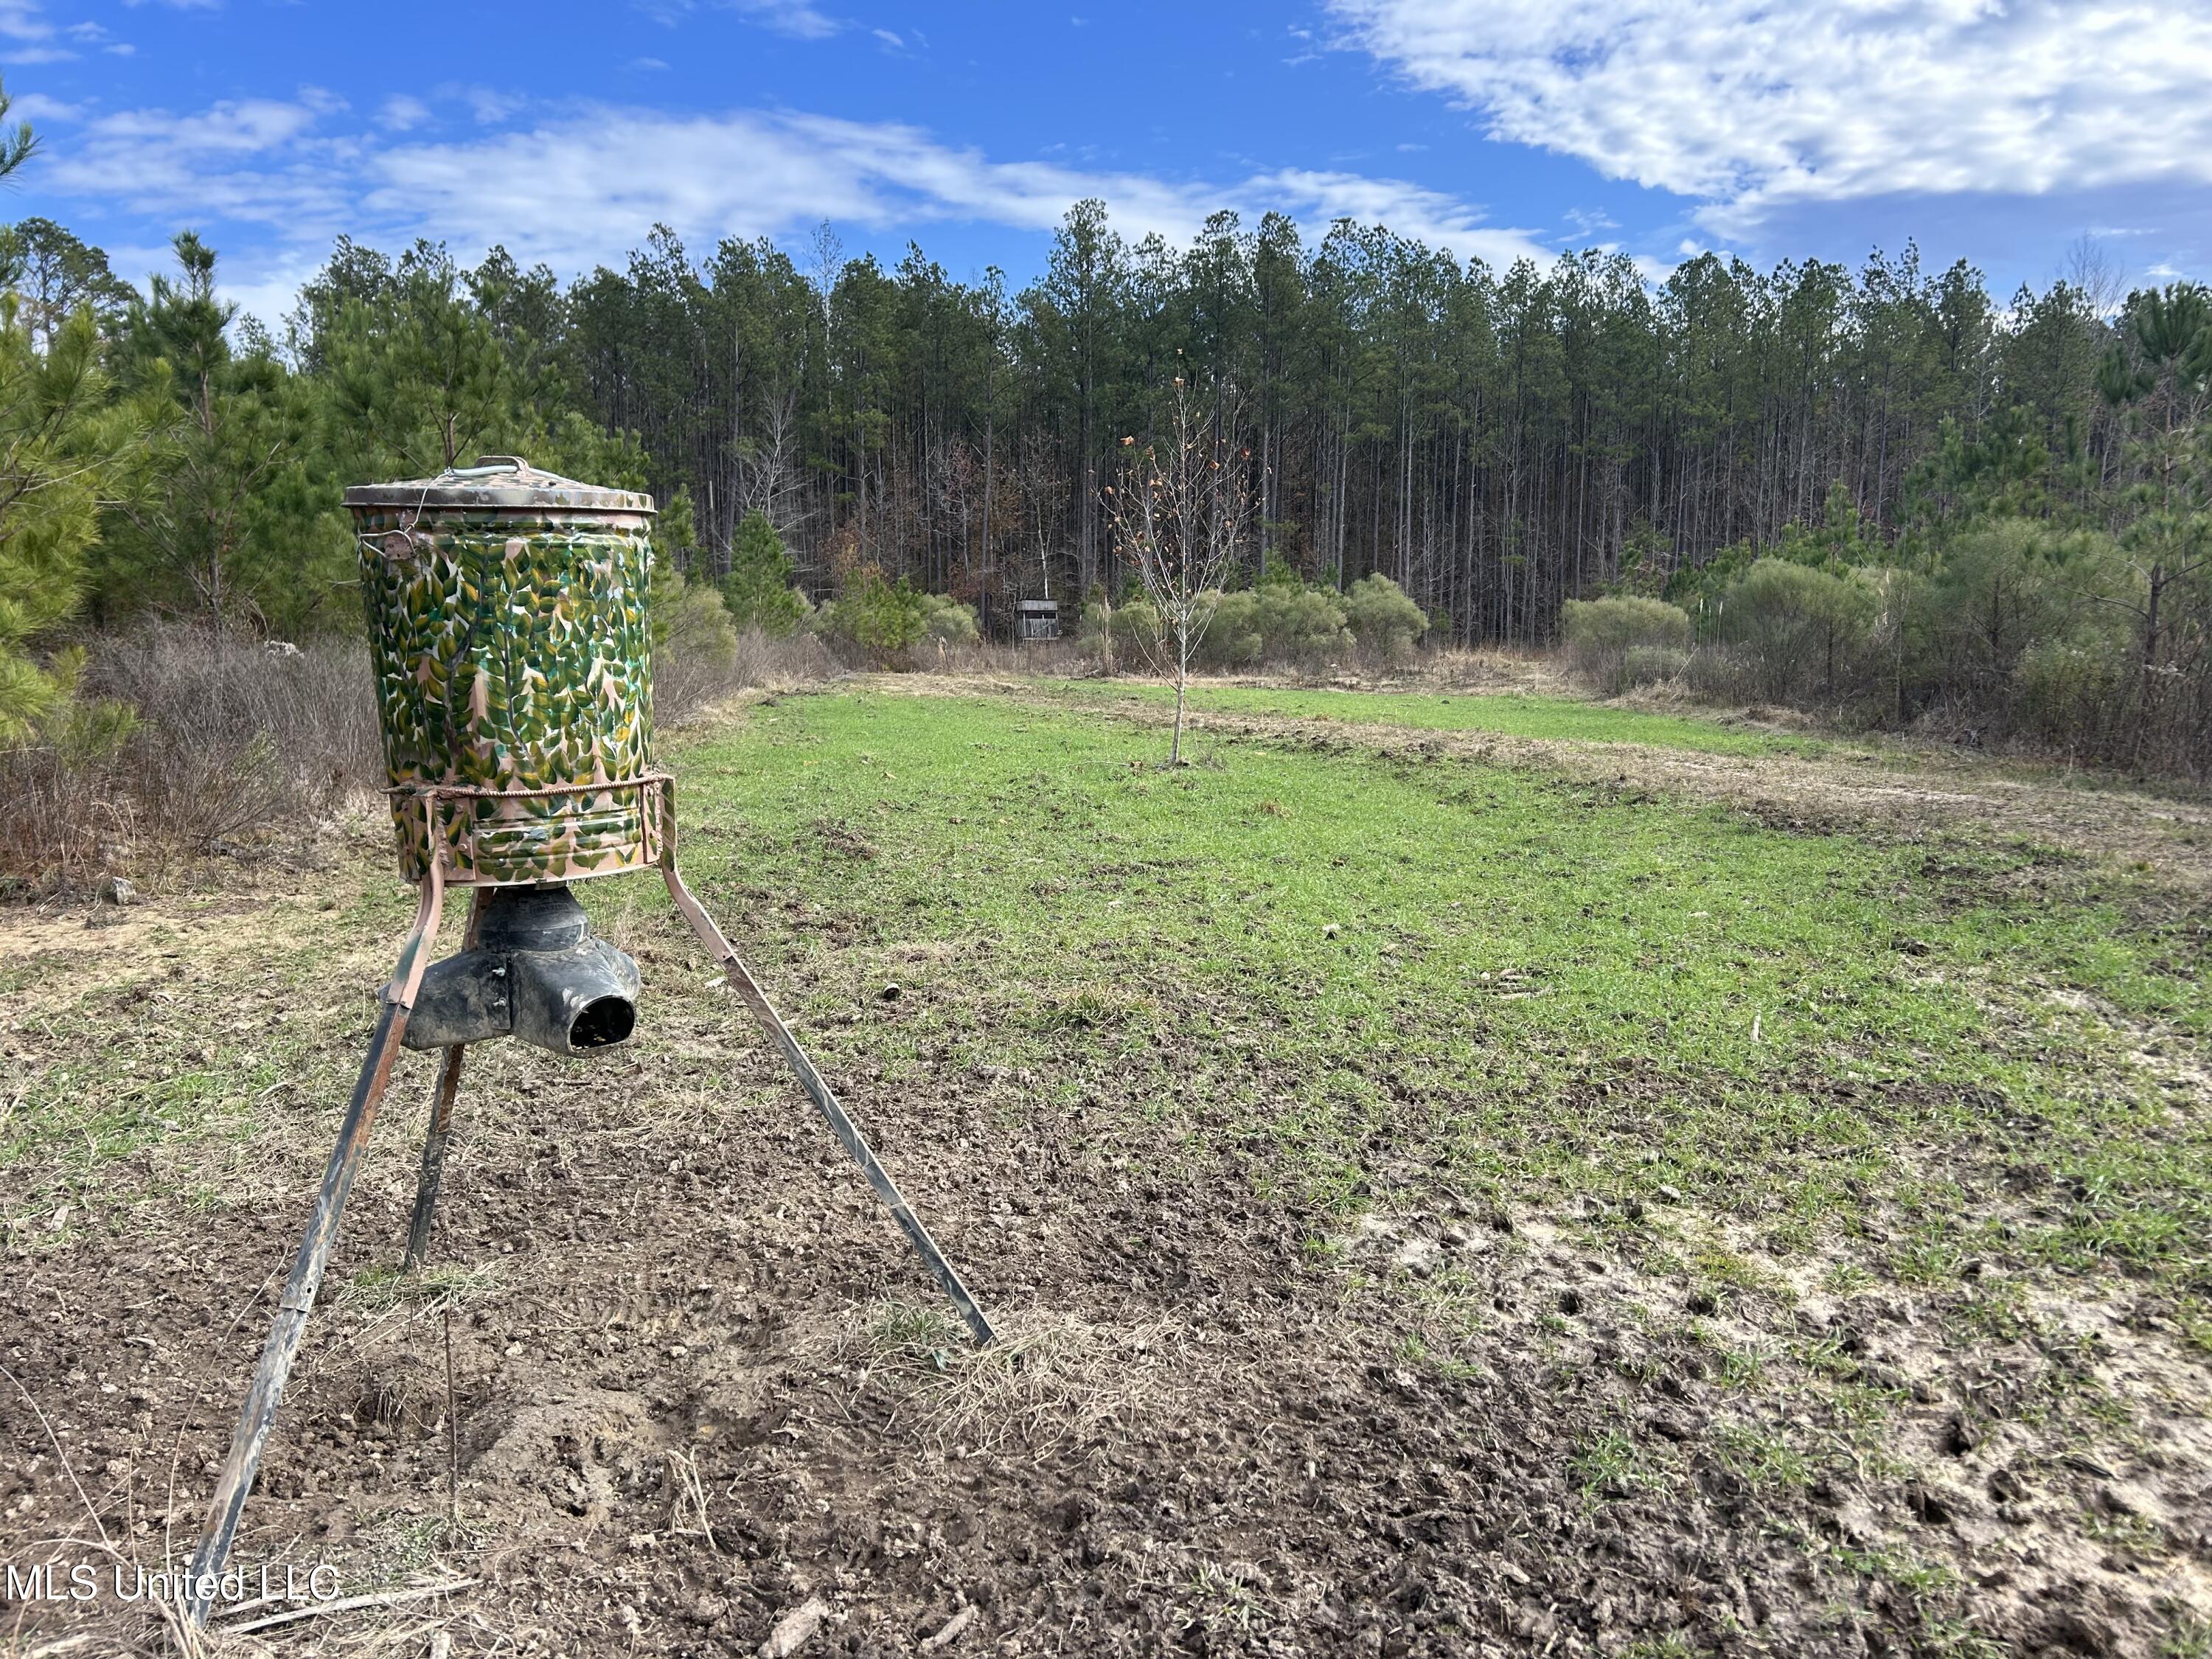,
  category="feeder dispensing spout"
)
[401,883,641,1057]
